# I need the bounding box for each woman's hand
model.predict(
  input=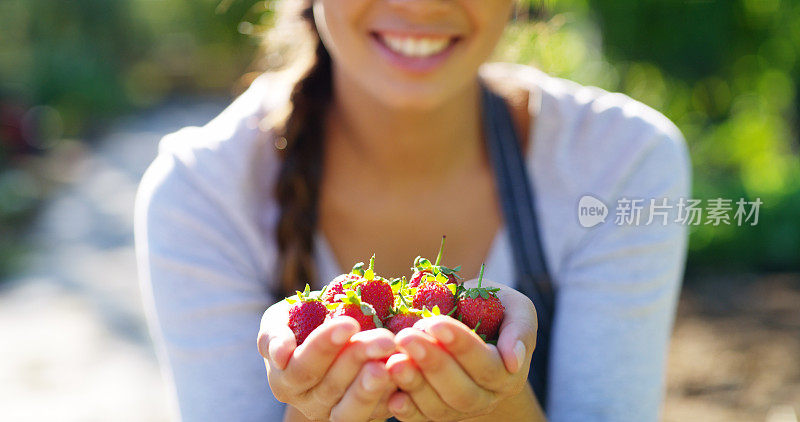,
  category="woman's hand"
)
[257,300,398,421]
[385,280,541,421]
